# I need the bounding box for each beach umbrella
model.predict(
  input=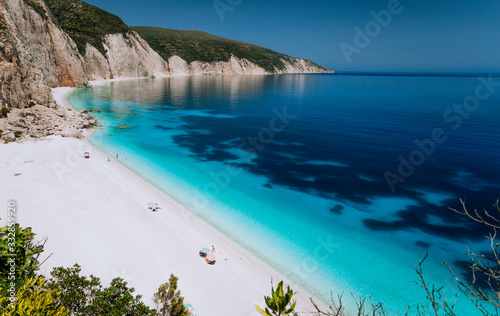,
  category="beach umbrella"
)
[184,304,193,314]
[205,253,216,264]
[199,247,210,257]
